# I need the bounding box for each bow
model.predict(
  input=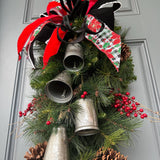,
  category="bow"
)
[17,0,121,71]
